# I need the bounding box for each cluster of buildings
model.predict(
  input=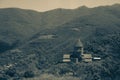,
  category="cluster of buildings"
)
[63,39,101,63]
